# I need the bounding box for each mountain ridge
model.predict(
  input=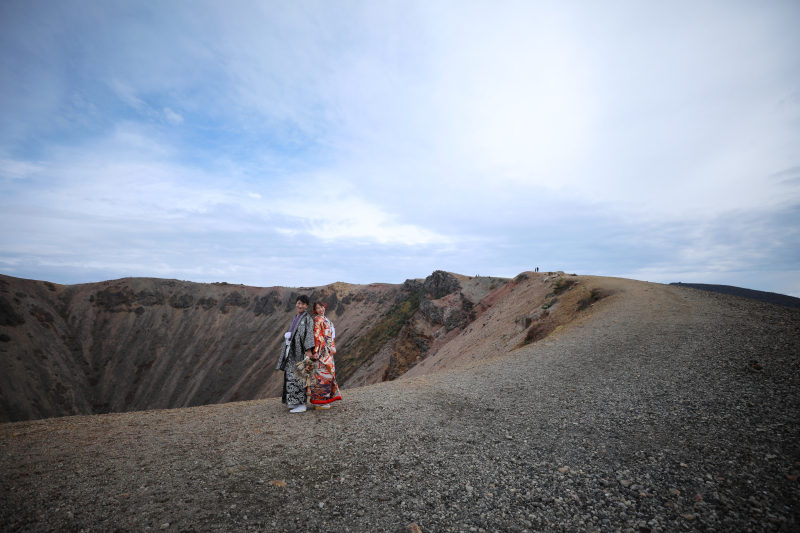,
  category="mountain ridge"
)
[1,270,522,422]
